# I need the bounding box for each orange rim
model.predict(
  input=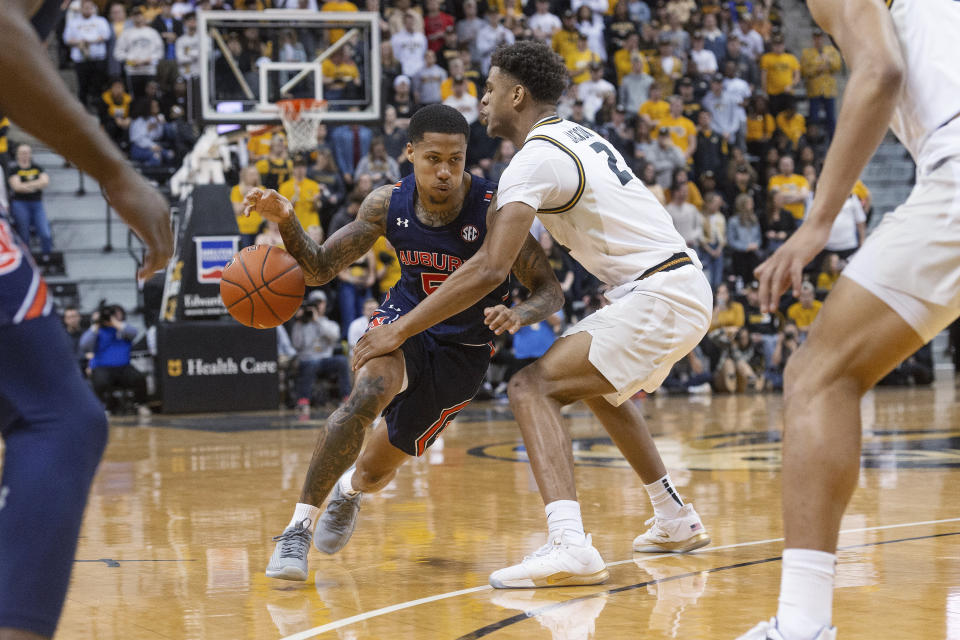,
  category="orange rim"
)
[277,98,328,119]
